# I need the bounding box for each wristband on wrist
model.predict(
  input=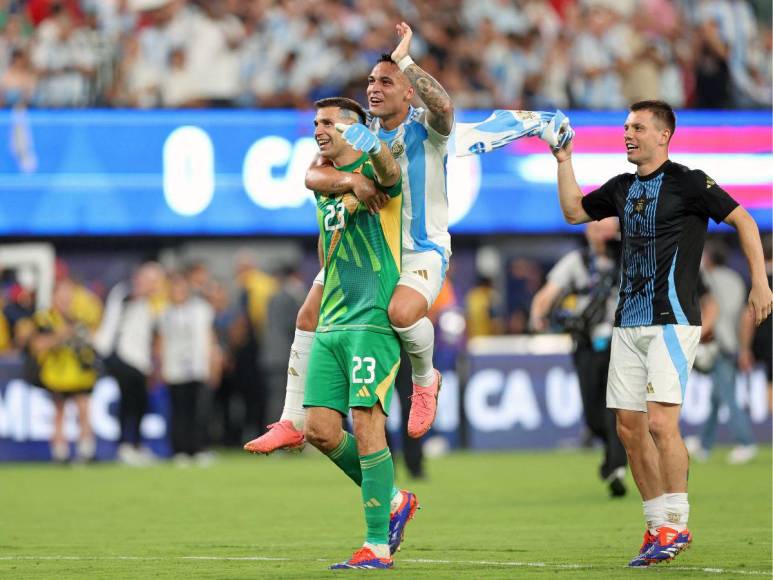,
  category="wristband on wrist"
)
[397,55,414,71]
